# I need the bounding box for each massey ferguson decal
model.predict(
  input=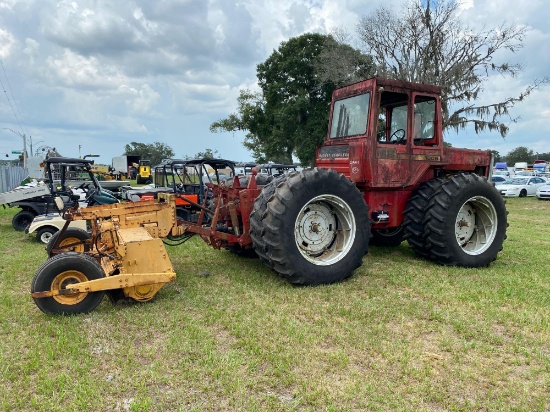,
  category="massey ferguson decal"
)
[318,145,350,159]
